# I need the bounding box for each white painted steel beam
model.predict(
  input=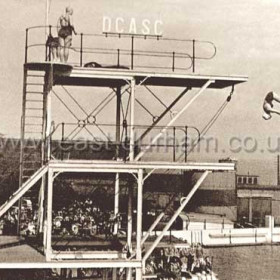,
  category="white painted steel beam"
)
[0,260,142,269]
[51,251,125,260]
[135,80,214,161]
[49,160,235,172]
[0,165,48,218]
[141,212,165,246]
[142,170,210,270]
